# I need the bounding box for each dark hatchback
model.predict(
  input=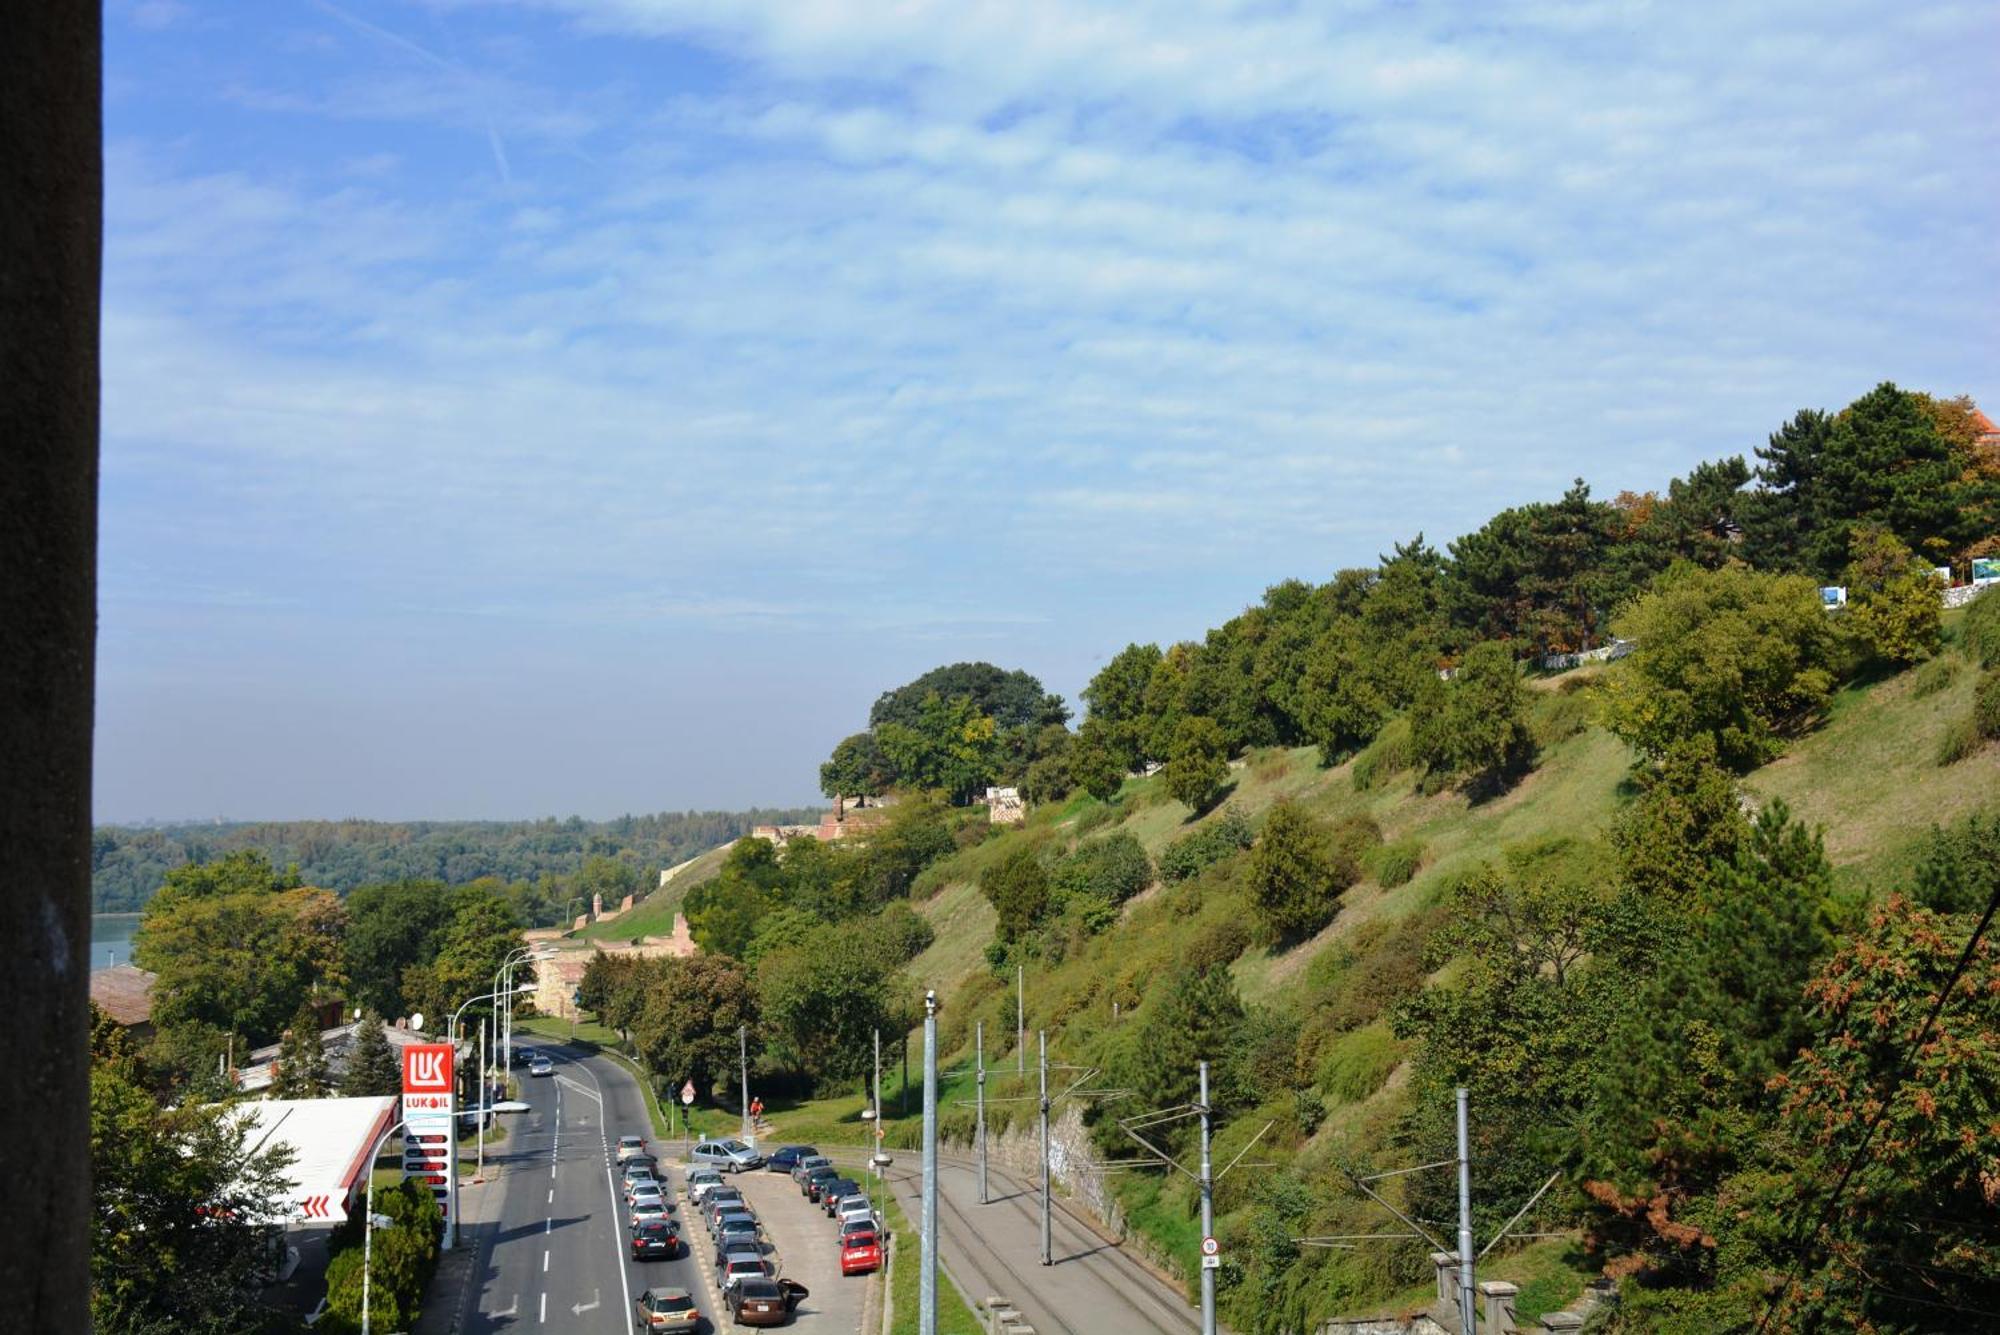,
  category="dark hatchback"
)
[766,1144,819,1173]
[819,1178,860,1215]
[631,1218,679,1260]
[726,1277,808,1327]
[801,1166,840,1201]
